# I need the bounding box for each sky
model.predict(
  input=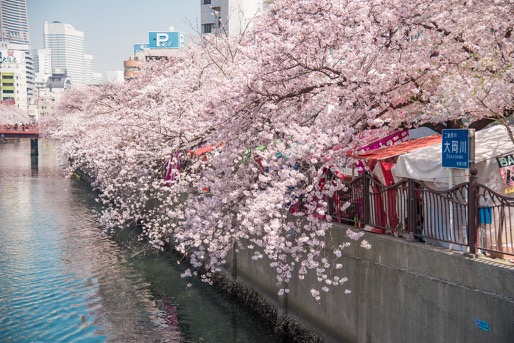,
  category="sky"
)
[27,0,200,76]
